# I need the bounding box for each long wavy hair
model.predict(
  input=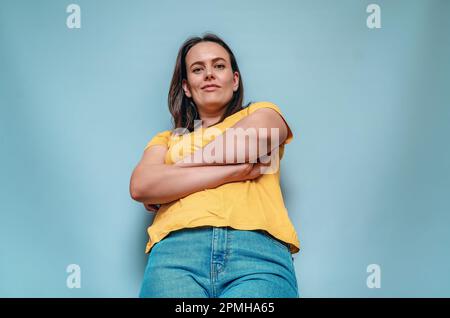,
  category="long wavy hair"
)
[168,33,249,132]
